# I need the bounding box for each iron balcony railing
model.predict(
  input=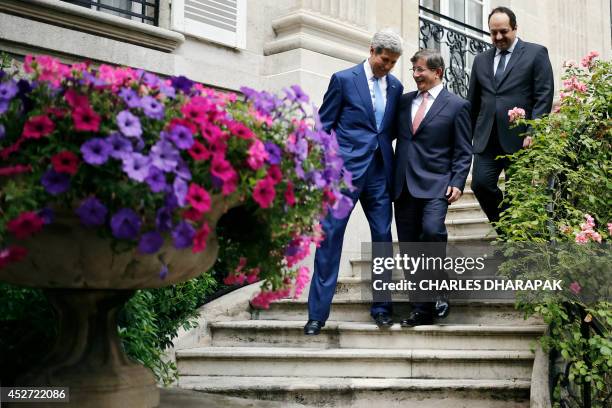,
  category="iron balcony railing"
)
[61,0,159,26]
[418,5,492,98]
